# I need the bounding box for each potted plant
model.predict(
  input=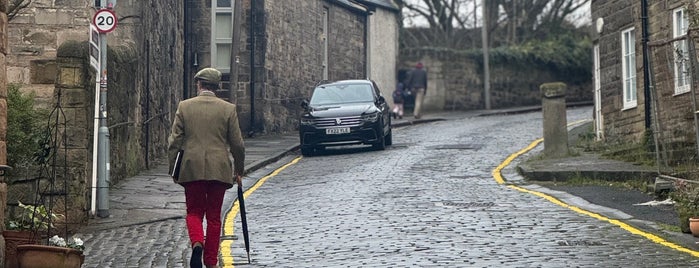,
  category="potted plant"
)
[671,180,699,236]
[16,235,85,268]
[4,202,62,268]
